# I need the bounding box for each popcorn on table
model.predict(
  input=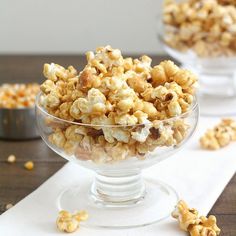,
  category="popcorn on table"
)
[163,0,236,57]
[172,200,221,236]
[200,118,236,150]
[56,210,88,233]
[40,45,197,163]
[7,154,16,163]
